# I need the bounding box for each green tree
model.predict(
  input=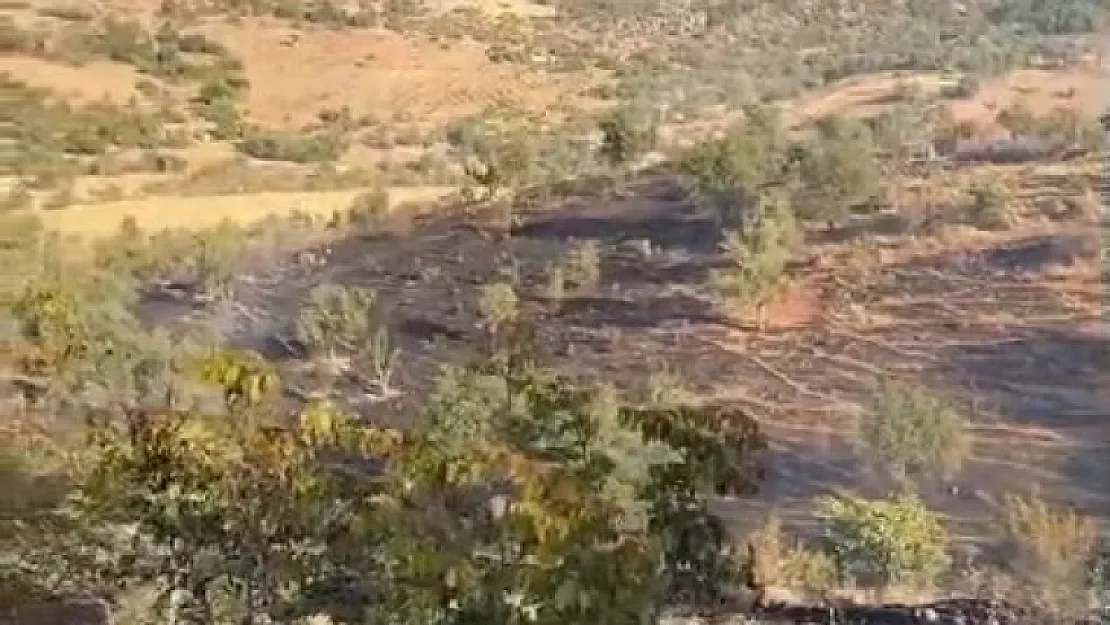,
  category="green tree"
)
[856,380,970,486]
[679,106,790,231]
[795,116,884,227]
[710,193,800,323]
[8,350,770,624]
